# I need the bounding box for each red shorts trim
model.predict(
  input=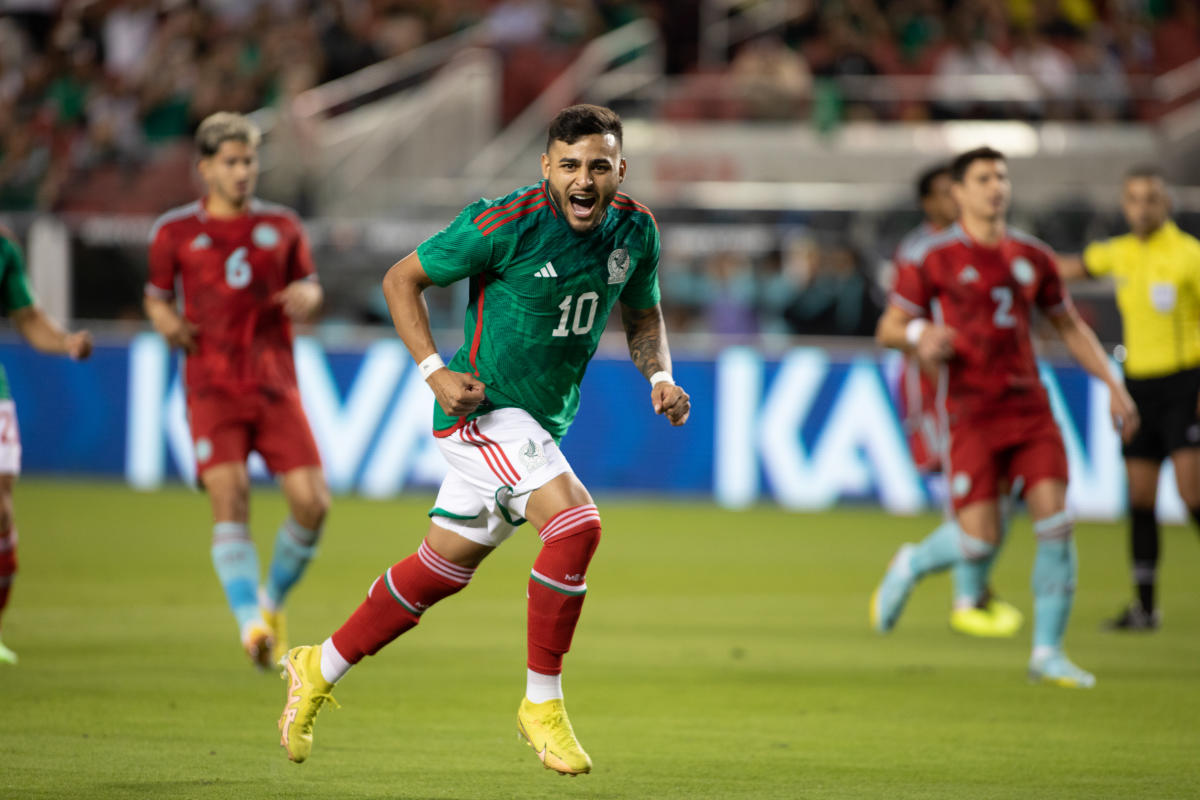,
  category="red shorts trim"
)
[945,410,1067,511]
[187,388,321,479]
